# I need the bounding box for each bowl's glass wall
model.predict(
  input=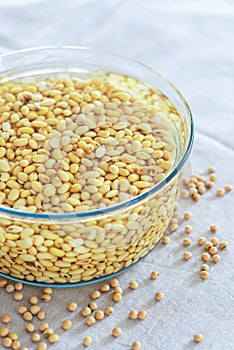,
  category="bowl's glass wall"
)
[0,47,193,286]
[0,171,182,284]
